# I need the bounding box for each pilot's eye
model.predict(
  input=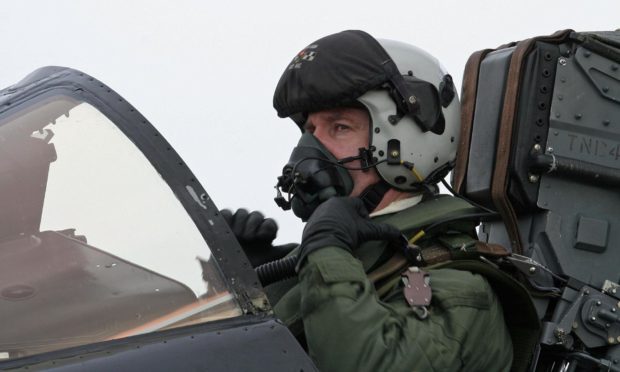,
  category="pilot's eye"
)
[334,124,350,132]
